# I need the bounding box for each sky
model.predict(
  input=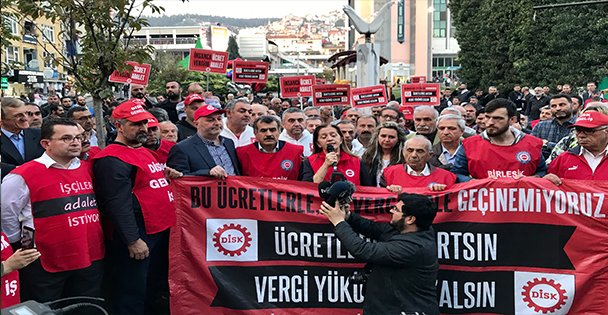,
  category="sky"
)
[142,0,347,19]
